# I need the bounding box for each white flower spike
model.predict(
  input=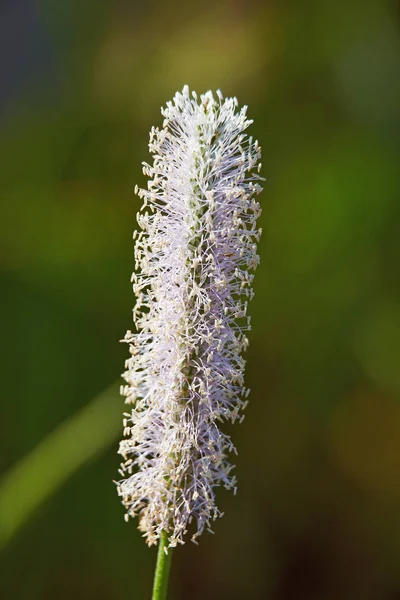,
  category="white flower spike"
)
[117,86,263,548]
